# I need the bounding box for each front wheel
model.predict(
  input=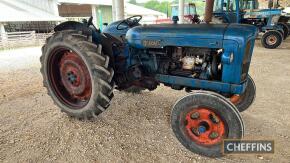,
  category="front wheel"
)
[261,30,283,49]
[230,75,256,112]
[171,91,244,157]
[40,30,115,120]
